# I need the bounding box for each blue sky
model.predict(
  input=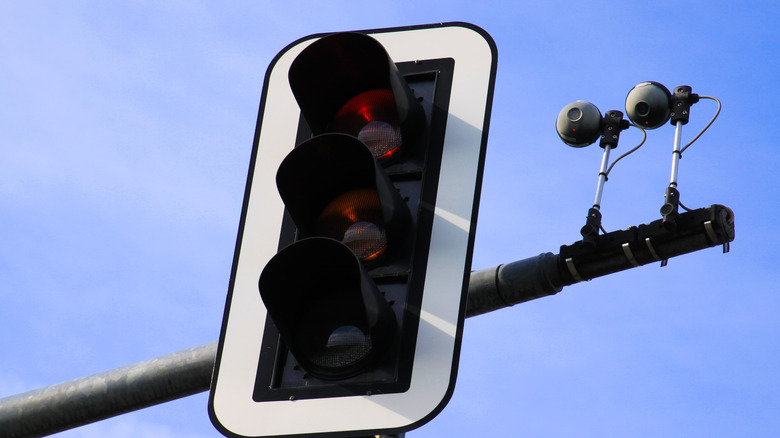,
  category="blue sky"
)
[1,1,778,437]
